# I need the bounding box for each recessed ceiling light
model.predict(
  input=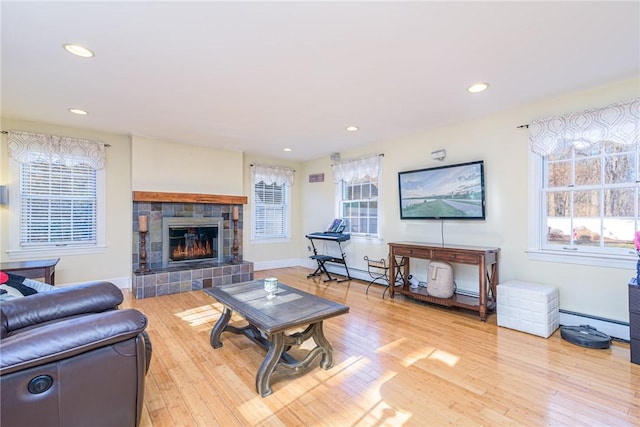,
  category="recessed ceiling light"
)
[63,44,94,58]
[346,126,359,132]
[467,83,489,93]
[69,108,88,115]
[283,148,293,152]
